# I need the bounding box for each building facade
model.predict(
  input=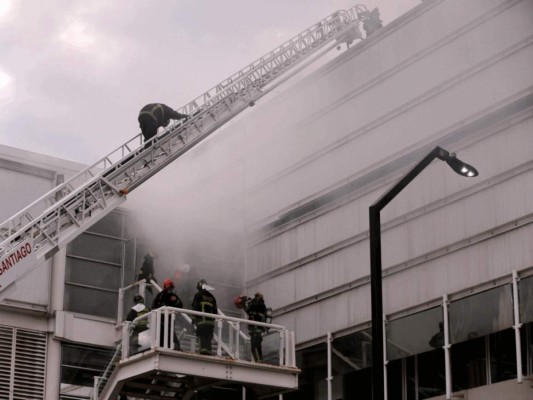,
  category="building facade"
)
[237,0,533,398]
